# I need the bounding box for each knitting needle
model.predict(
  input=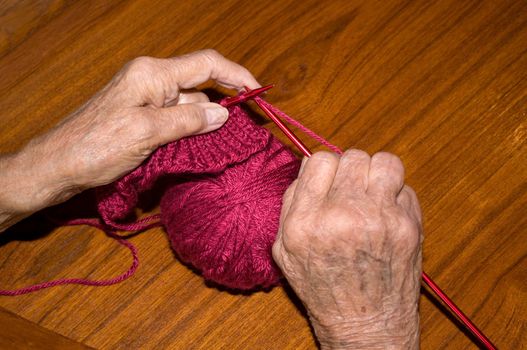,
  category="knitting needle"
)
[252,97,313,157]
[421,272,496,349]
[221,84,274,108]
[249,88,497,350]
